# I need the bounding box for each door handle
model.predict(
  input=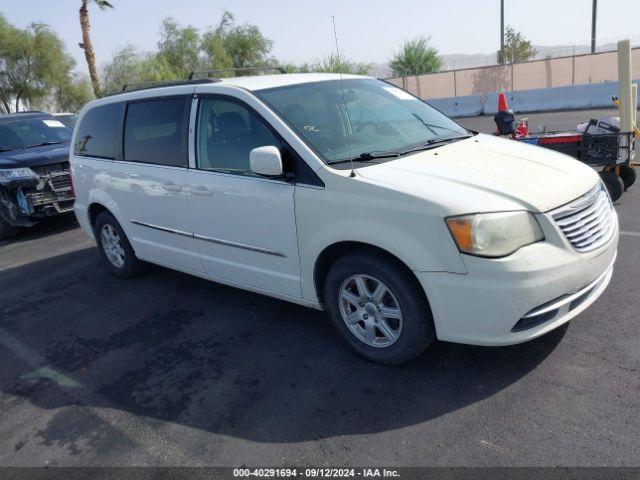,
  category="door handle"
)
[162,182,182,192]
[190,185,213,196]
